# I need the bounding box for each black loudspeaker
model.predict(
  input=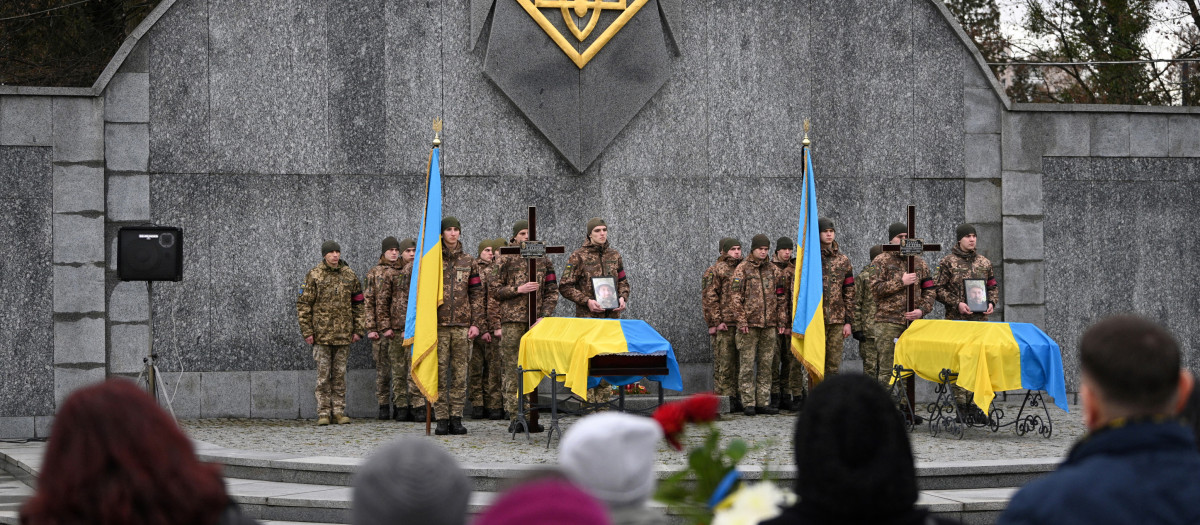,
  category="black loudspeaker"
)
[118,226,183,281]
